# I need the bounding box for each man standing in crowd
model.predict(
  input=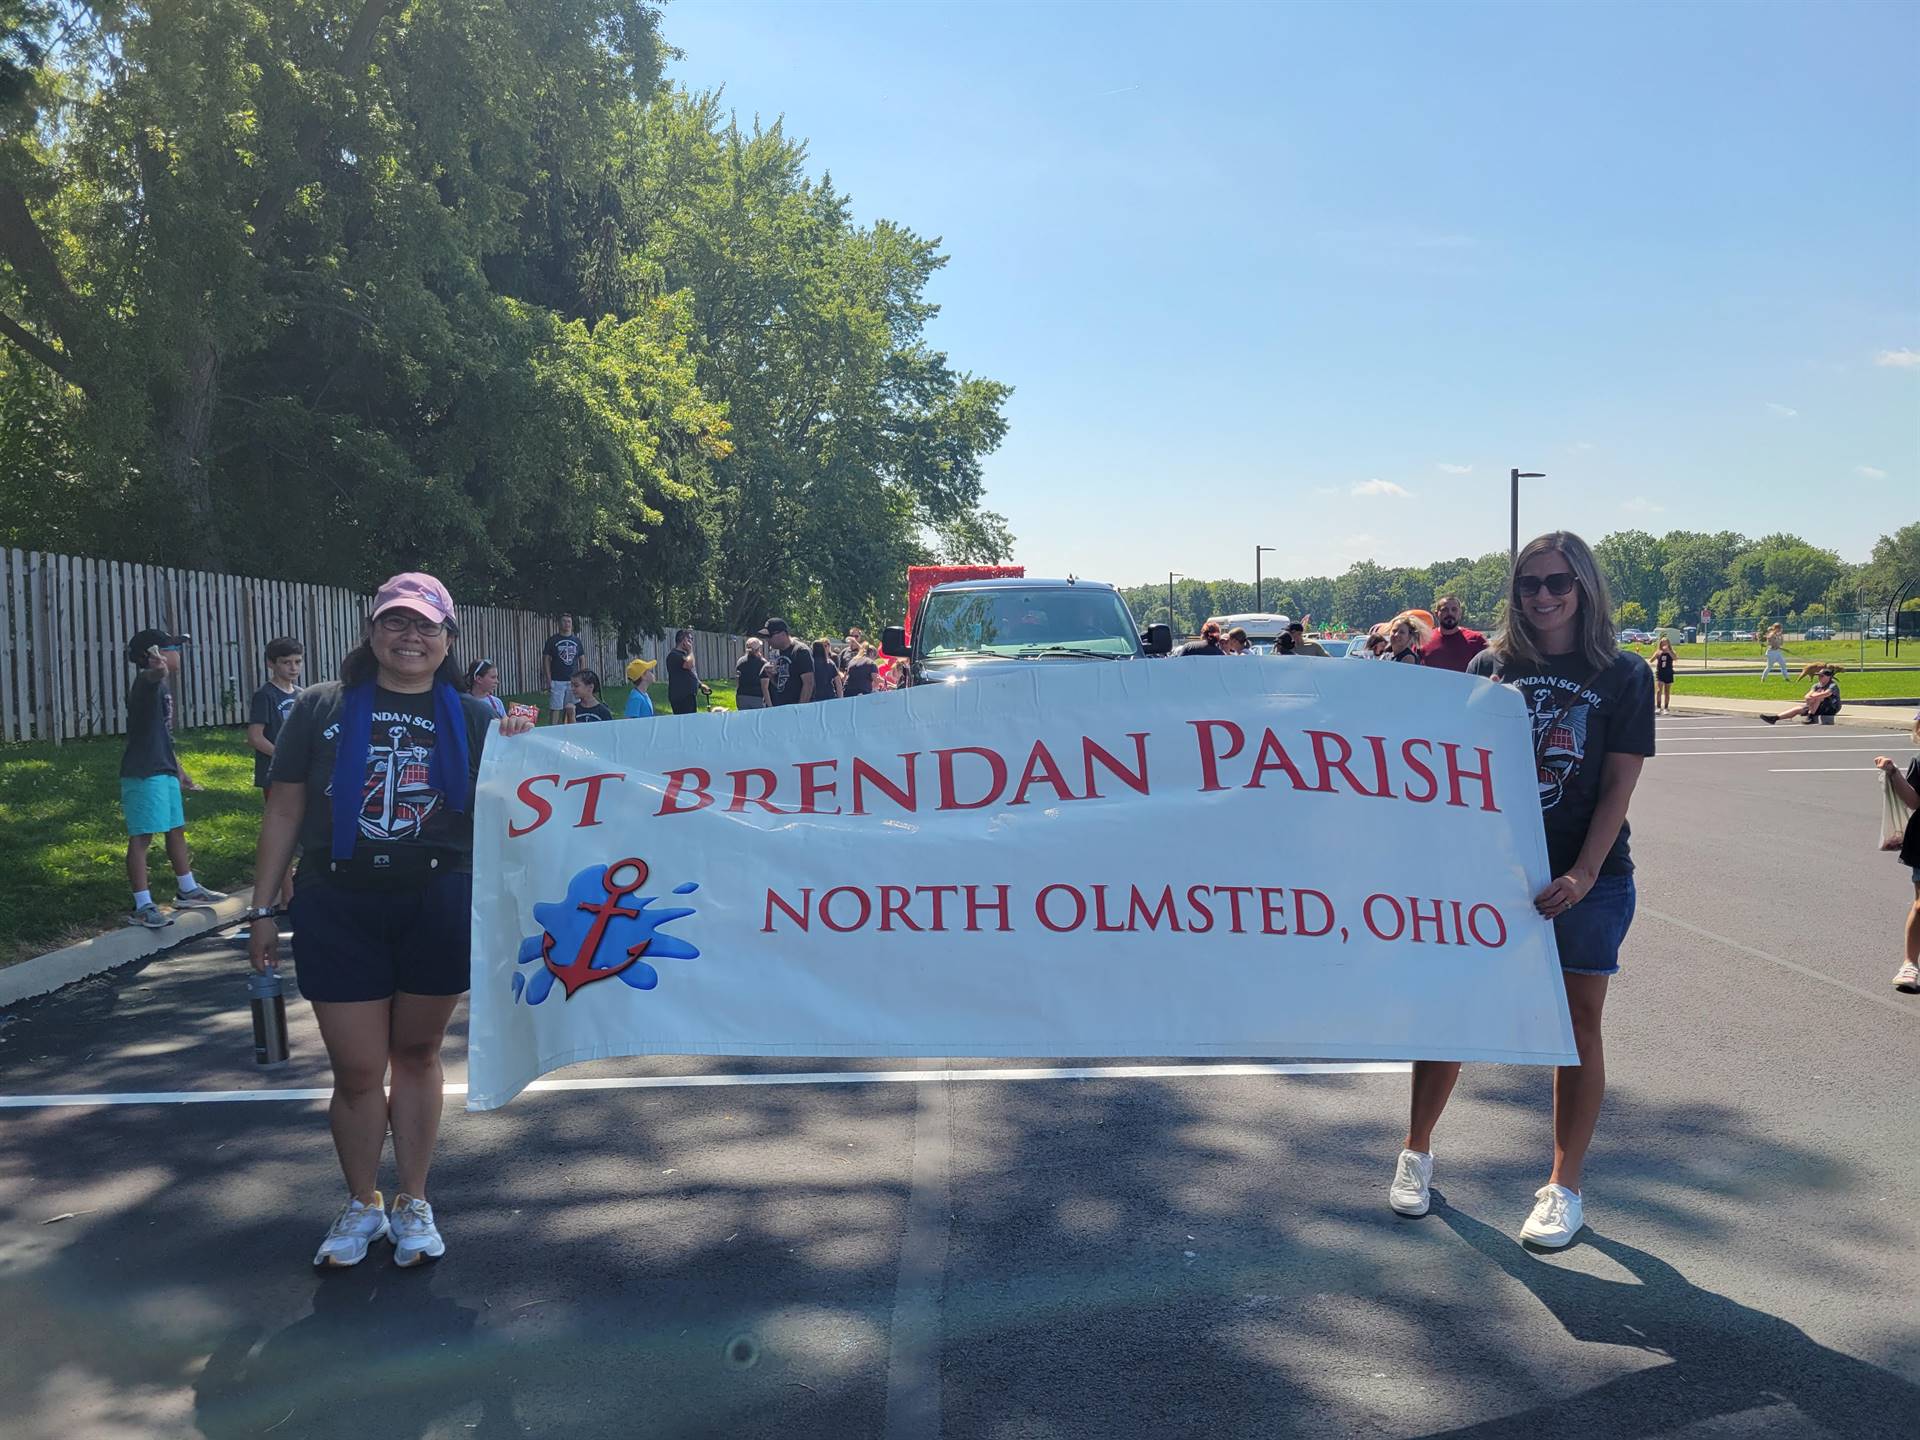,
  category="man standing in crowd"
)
[665,628,711,715]
[121,629,226,928]
[246,636,304,911]
[1286,619,1328,657]
[838,625,865,668]
[765,617,815,705]
[542,613,583,724]
[1418,594,1488,671]
[1178,620,1227,656]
